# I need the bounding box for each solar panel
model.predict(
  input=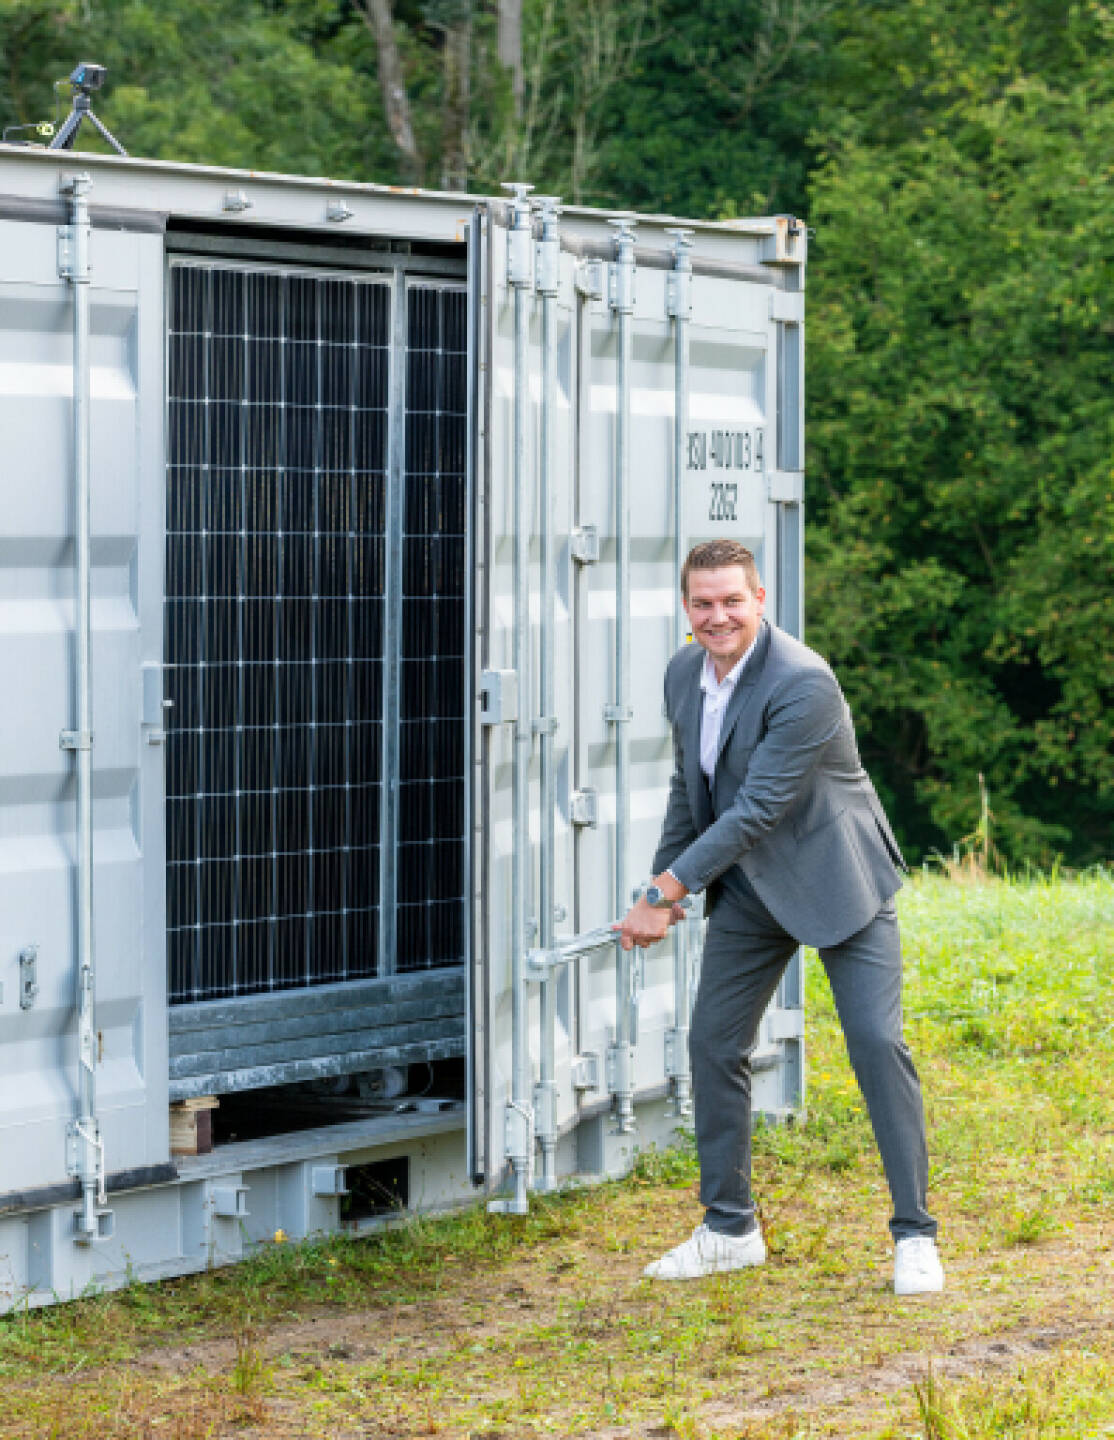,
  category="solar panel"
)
[166,261,394,1003]
[397,283,468,971]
